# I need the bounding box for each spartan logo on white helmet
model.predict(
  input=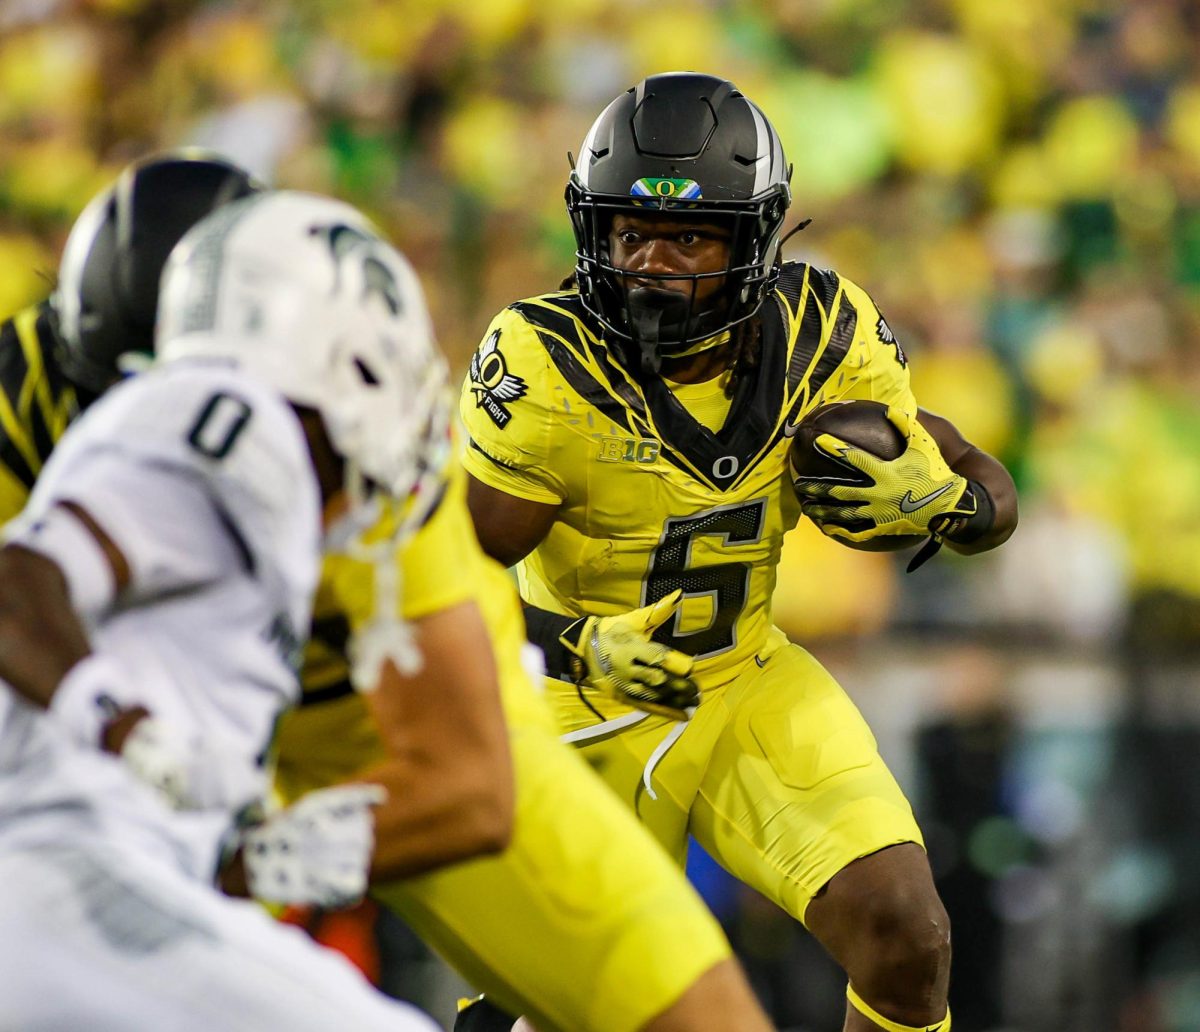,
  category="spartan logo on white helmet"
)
[155,191,451,538]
